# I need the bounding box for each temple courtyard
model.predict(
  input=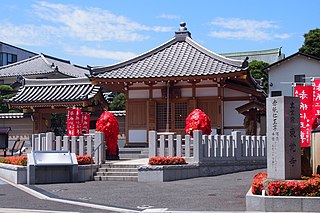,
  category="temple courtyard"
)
[0,167,265,213]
